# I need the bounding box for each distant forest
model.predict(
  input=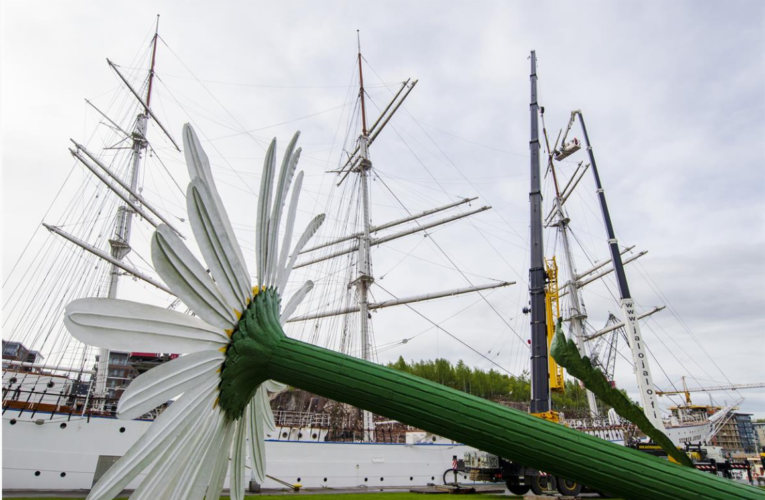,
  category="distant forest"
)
[386,357,593,415]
